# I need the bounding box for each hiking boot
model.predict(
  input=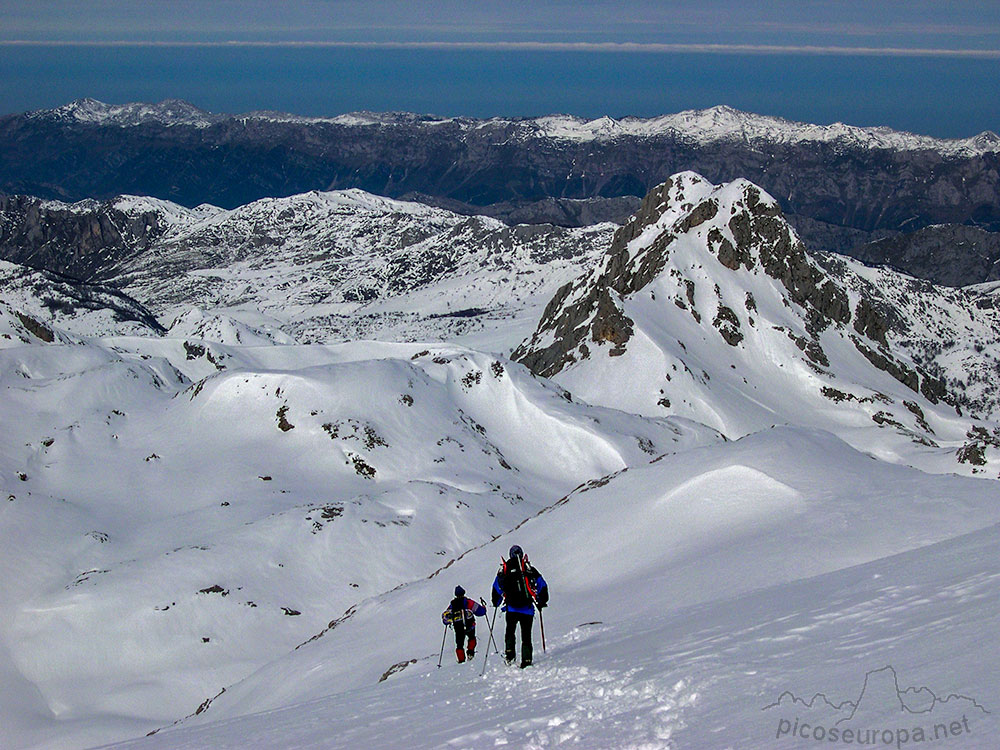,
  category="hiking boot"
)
[504,652,515,665]
[520,659,532,669]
